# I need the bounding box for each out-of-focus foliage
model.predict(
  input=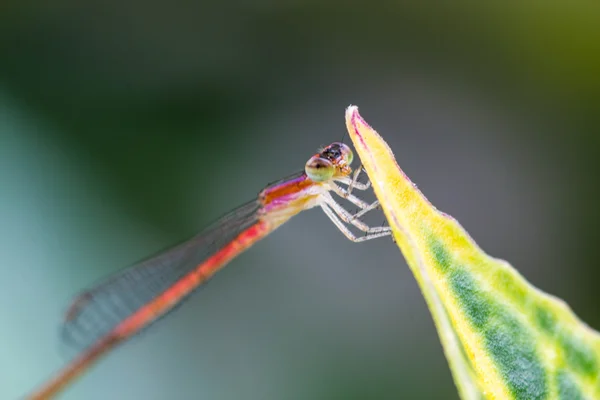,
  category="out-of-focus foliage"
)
[2,2,600,399]
[347,105,600,400]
